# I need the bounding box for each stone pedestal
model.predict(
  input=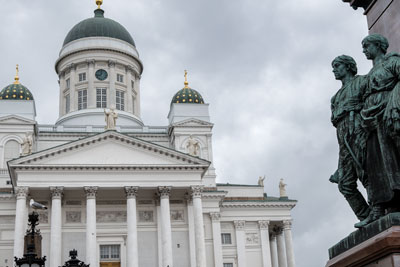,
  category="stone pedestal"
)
[326,213,400,267]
